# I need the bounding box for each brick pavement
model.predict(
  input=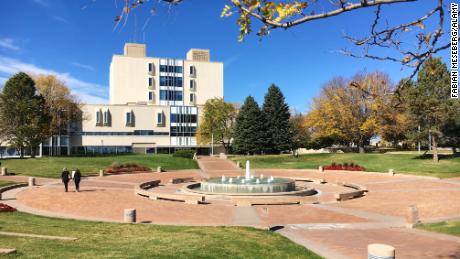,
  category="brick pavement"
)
[1,156,460,258]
